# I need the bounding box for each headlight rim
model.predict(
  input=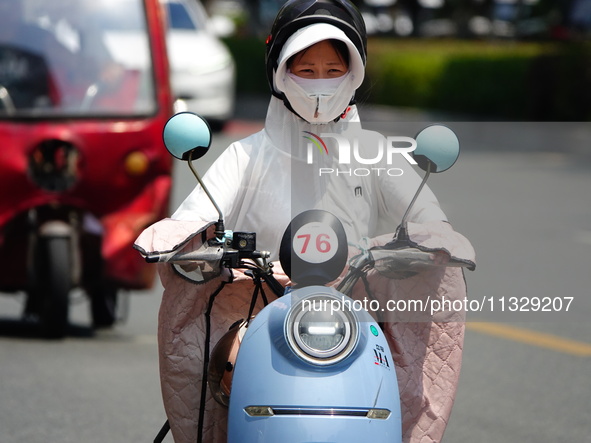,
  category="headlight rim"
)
[286,293,359,366]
